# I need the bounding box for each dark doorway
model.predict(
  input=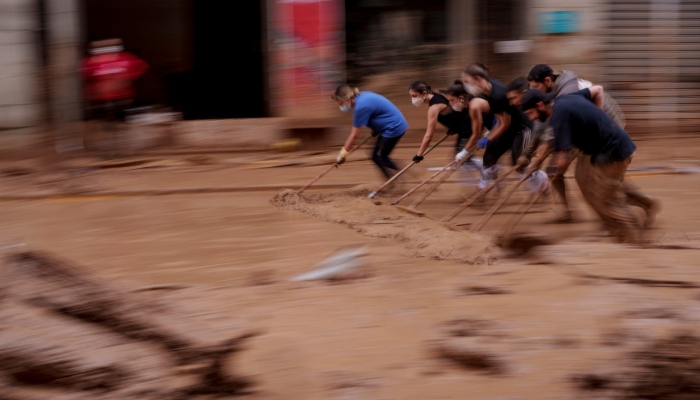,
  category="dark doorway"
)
[189,0,265,119]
